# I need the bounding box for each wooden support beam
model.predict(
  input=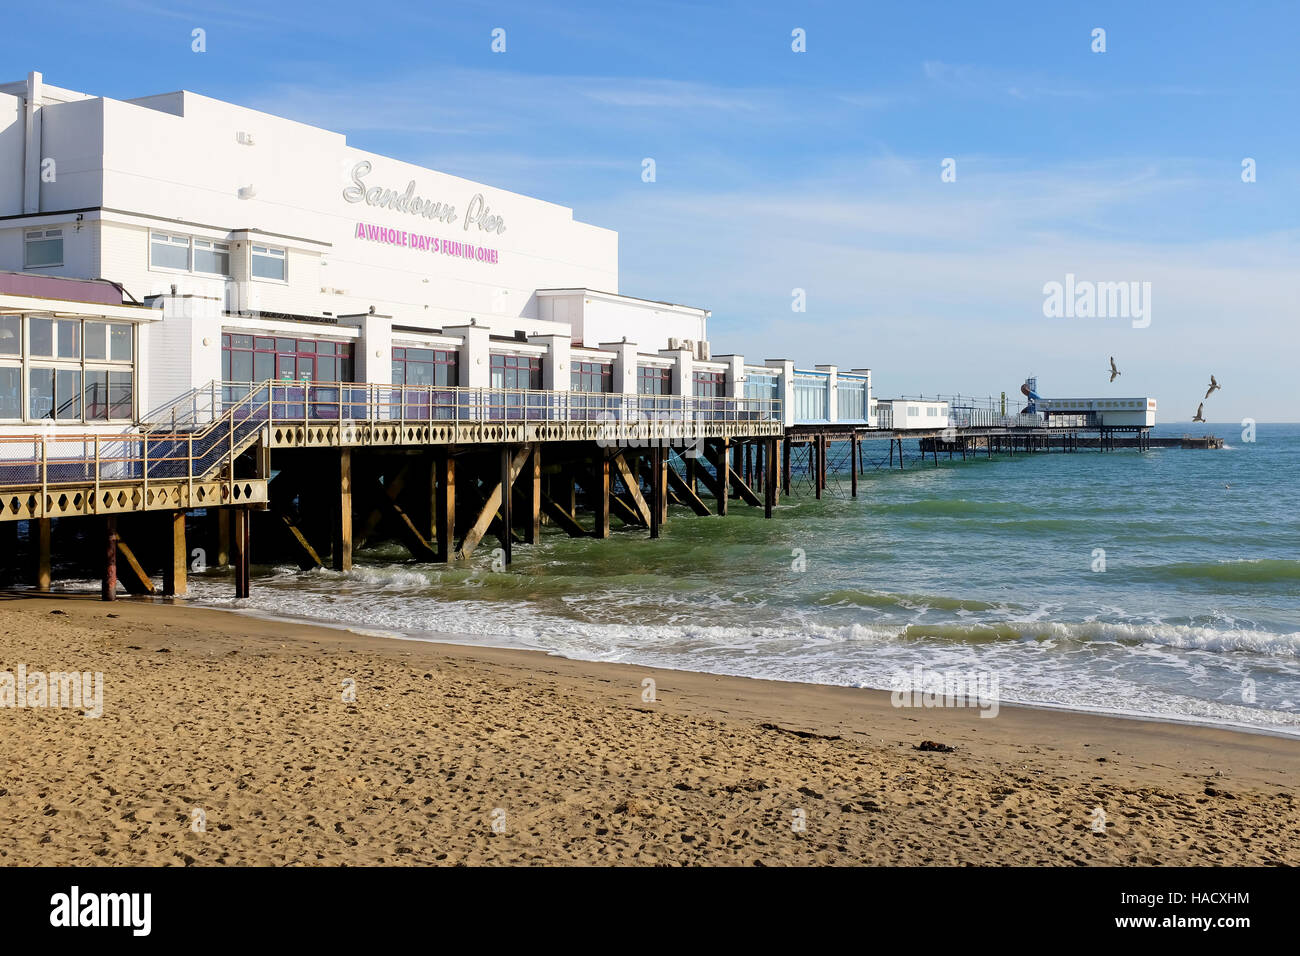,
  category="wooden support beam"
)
[459,444,532,559]
[609,493,644,527]
[35,518,51,592]
[101,516,117,602]
[214,508,230,567]
[592,452,610,539]
[665,465,711,516]
[359,463,411,544]
[813,437,822,499]
[333,448,353,572]
[710,439,729,516]
[850,437,859,499]
[540,491,587,537]
[499,445,513,564]
[115,537,155,596]
[727,463,763,508]
[781,438,791,496]
[435,453,455,562]
[522,444,541,544]
[610,451,653,526]
[276,510,325,570]
[374,490,437,562]
[659,447,669,524]
[649,447,662,540]
[163,511,187,597]
[764,438,776,518]
[234,508,251,598]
